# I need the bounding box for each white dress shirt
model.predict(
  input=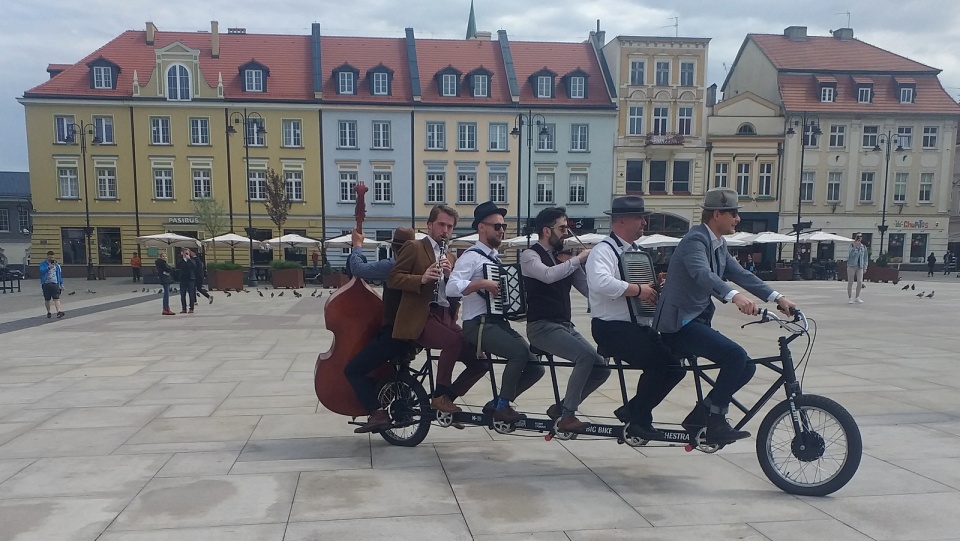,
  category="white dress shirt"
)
[446,242,500,321]
[585,234,653,326]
